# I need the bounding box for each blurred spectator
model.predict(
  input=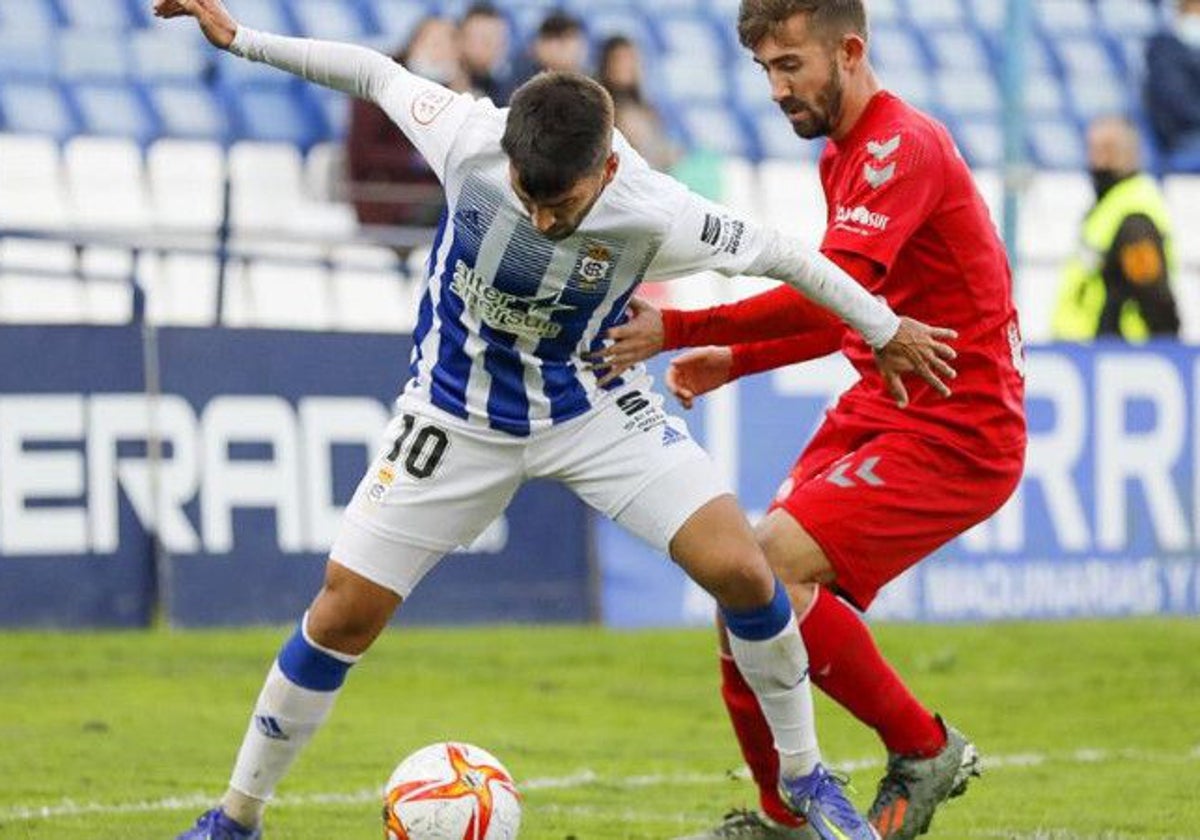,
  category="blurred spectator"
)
[459,2,514,104]
[345,17,465,233]
[597,35,679,171]
[511,12,588,88]
[1053,116,1181,341]
[1145,0,1200,171]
